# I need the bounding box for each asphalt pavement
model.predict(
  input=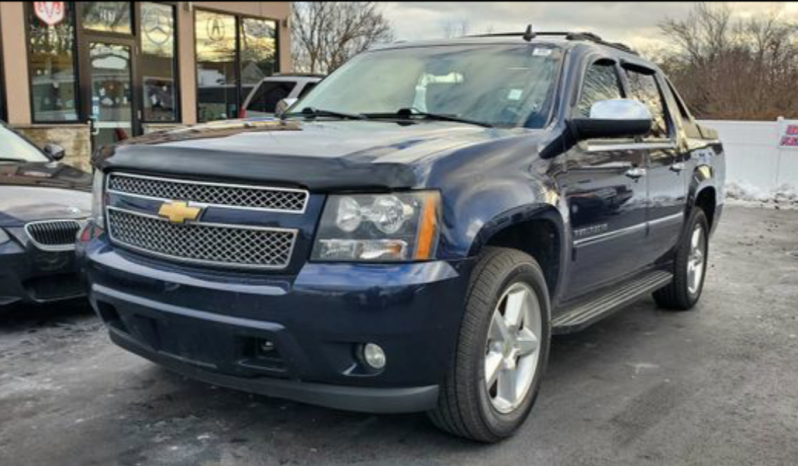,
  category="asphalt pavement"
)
[1,205,797,466]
